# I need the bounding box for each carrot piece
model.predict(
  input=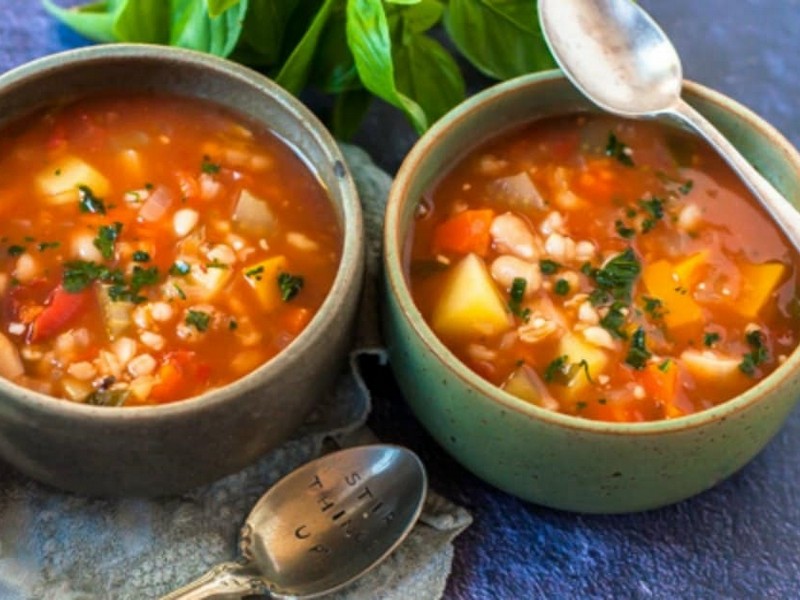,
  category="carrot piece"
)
[28,285,91,342]
[431,209,495,256]
[281,306,312,335]
[150,351,211,403]
[638,361,683,418]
